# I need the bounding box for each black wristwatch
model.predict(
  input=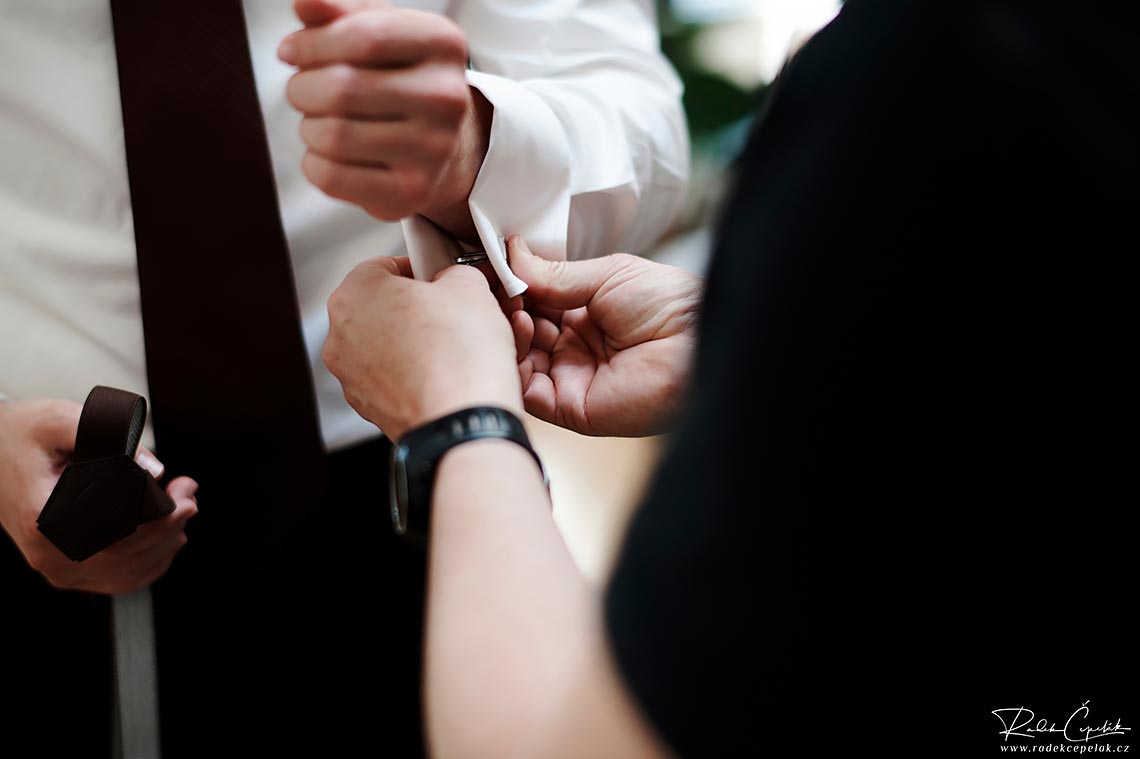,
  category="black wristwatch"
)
[389,406,548,544]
